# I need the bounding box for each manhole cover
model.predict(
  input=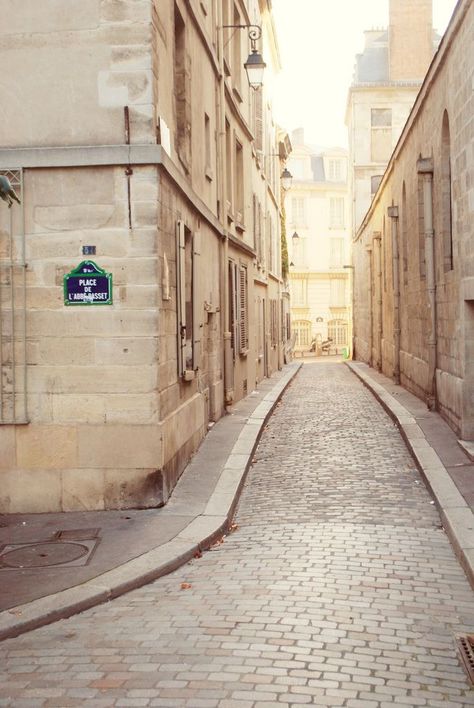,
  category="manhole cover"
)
[0,542,89,568]
[457,635,474,685]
